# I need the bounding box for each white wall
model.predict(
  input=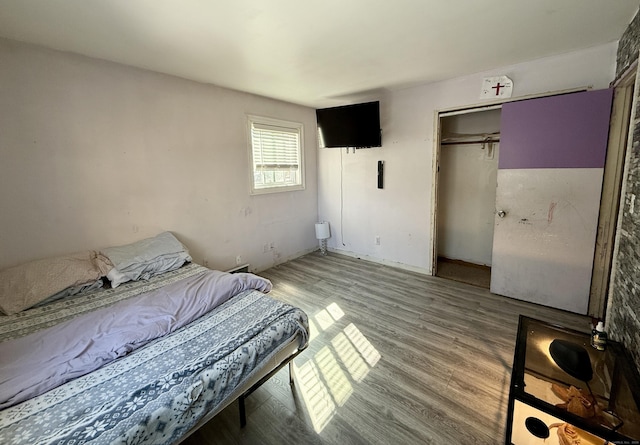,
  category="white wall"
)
[0,38,319,271]
[318,43,618,273]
